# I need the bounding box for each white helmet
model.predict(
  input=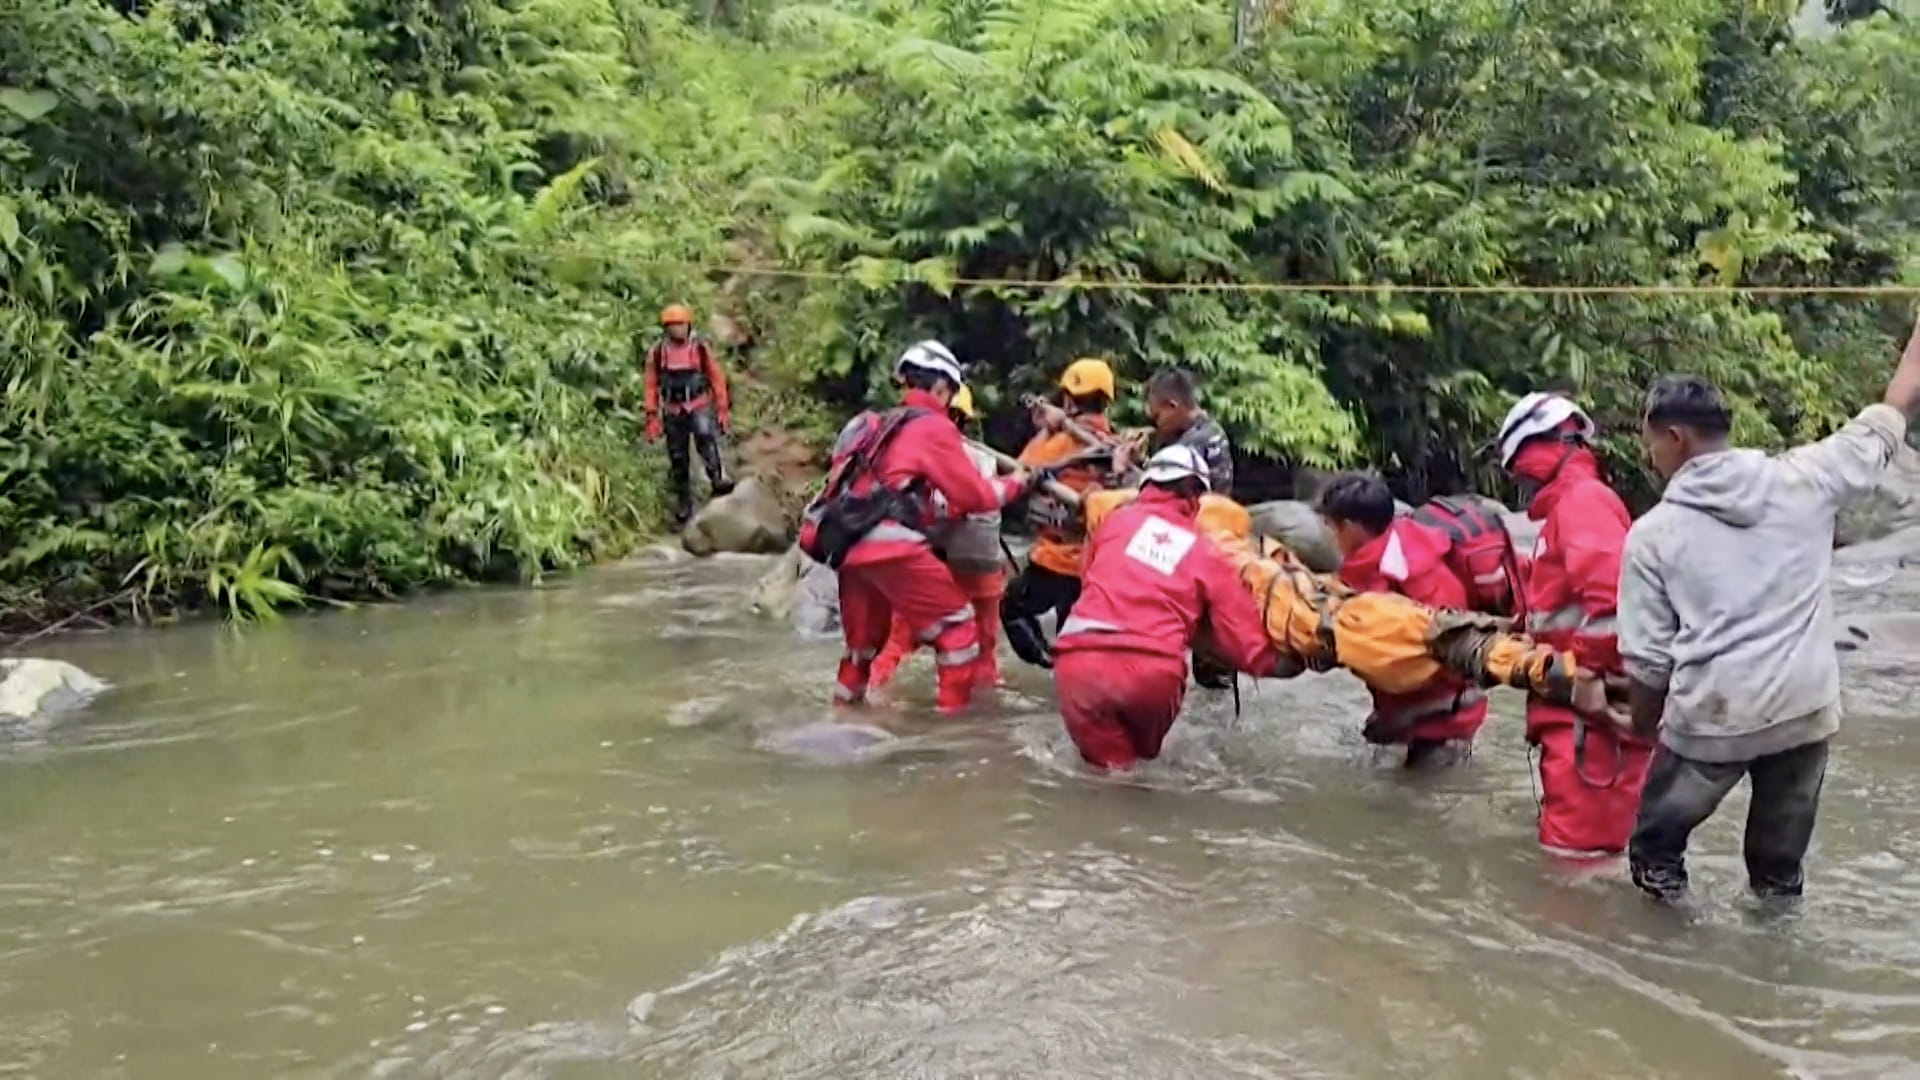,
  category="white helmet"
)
[1141,444,1211,490]
[893,340,963,386]
[1496,392,1595,468]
